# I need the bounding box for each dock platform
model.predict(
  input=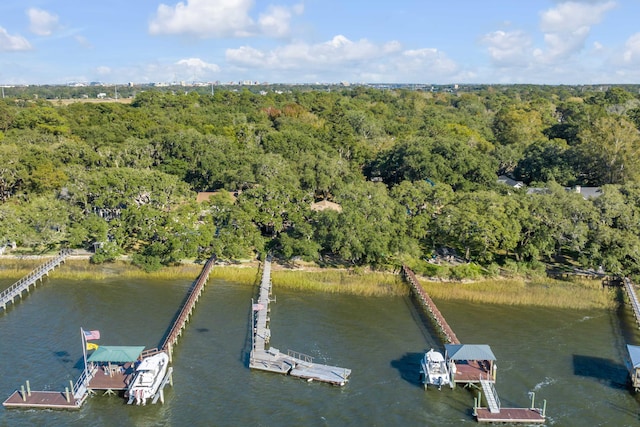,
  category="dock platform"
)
[3,390,80,410]
[249,256,351,386]
[476,408,546,424]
